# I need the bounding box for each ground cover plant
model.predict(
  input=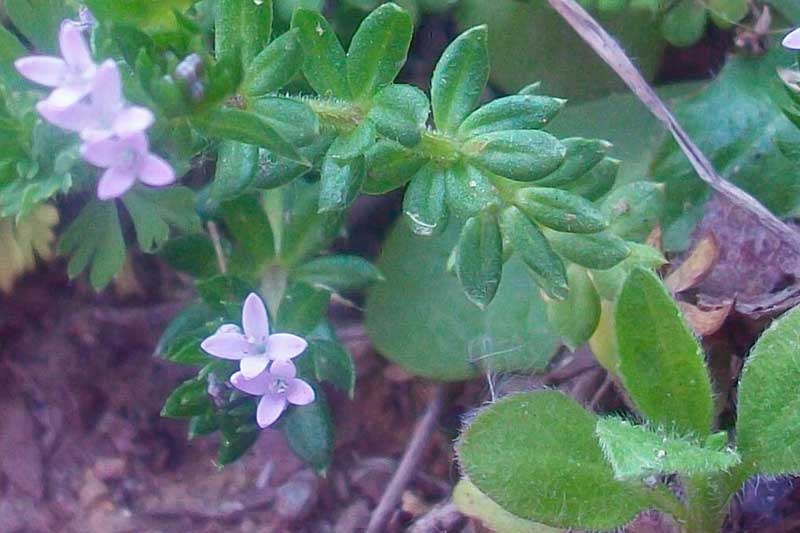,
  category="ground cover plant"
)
[2,0,800,531]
